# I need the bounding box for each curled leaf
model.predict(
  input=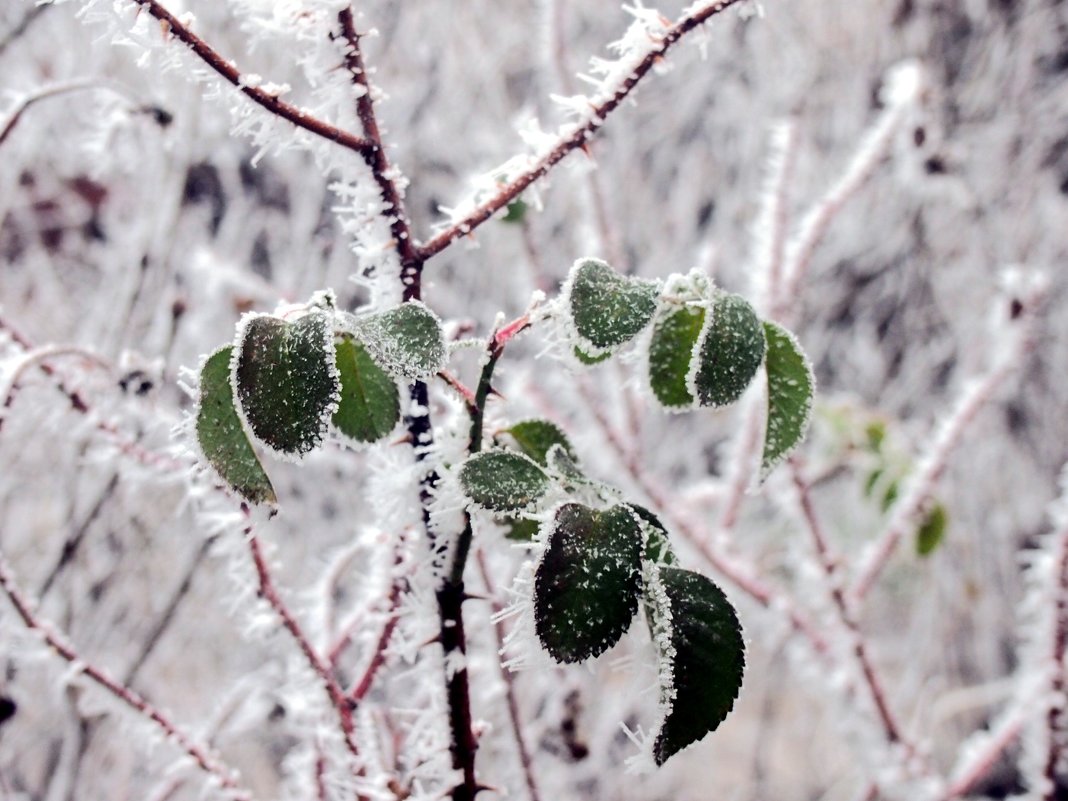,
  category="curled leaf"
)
[692,292,766,409]
[648,303,706,410]
[647,567,745,765]
[760,321,815,479]
[195,347,276,506]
